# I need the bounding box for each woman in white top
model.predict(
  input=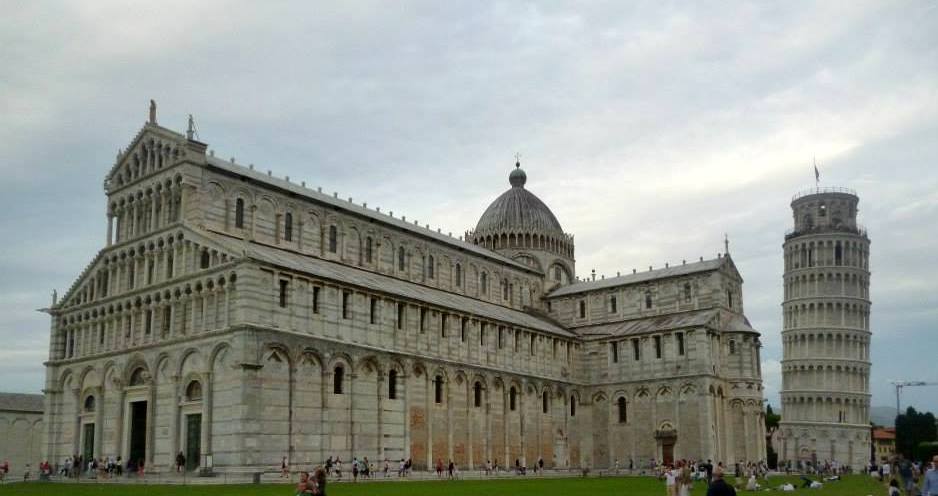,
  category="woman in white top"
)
[665,466,677,496]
